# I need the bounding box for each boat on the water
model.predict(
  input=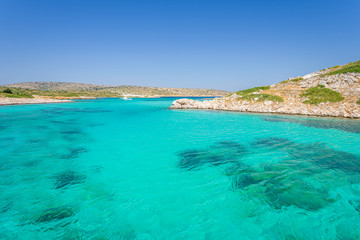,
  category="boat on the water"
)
[121,96,132,100]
